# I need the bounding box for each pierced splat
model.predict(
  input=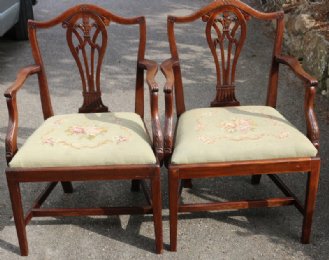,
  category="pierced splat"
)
[204,7,247,107]
[63,10,109,113]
